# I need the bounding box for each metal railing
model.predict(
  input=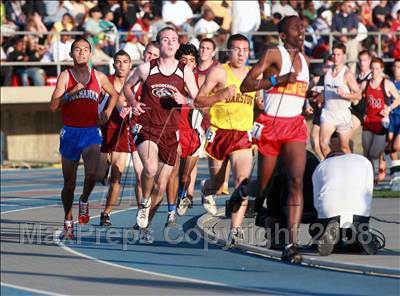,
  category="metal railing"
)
[1,30,398,77]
